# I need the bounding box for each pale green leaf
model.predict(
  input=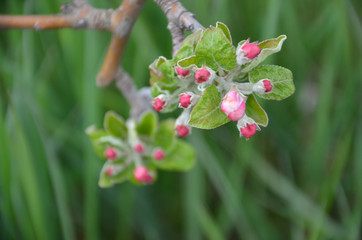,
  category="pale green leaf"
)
[195,27,236,71]
[216,22,232,43]
[245,94,269,127]
[104,111,127,139]
[241,35,287,72]
[136,111,158,137]
[189,86,230,129]
[249,65,295,100]
[152,140,196,171]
